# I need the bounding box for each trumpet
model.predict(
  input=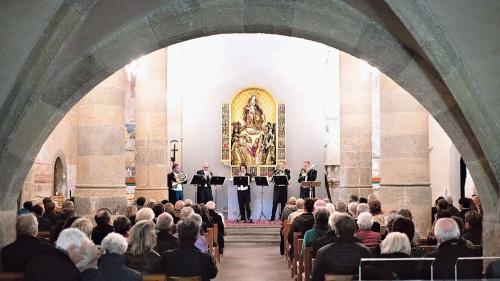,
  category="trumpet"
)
[300,164,316,177]
[174,172,187,184]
